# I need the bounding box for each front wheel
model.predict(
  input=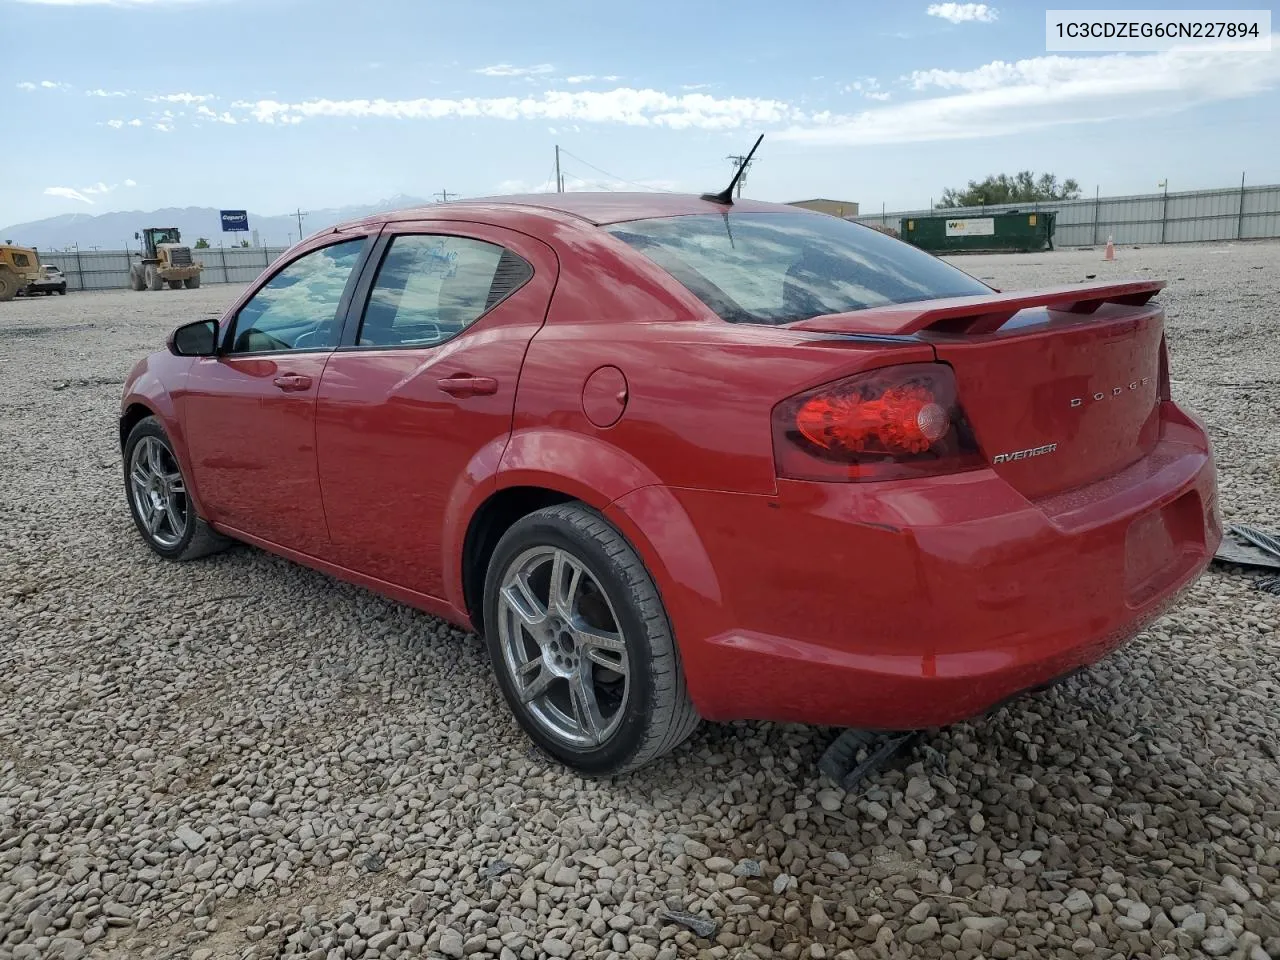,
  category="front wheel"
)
[123,417,230,560]
[483,504,699,775]
[58,285,66,295]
